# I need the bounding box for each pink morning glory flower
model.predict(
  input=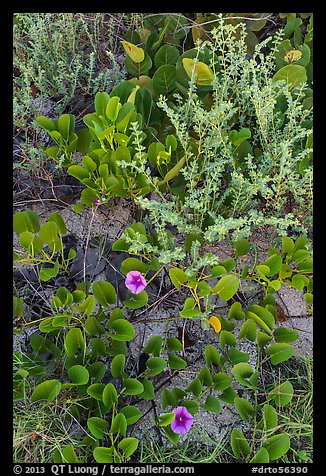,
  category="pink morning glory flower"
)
[93,196,106,205]
[125,271,147,295]
[171,406,194,435]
